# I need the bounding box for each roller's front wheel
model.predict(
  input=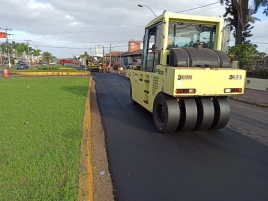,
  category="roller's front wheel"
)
[153,93,180,133]
[130,84,136,105]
